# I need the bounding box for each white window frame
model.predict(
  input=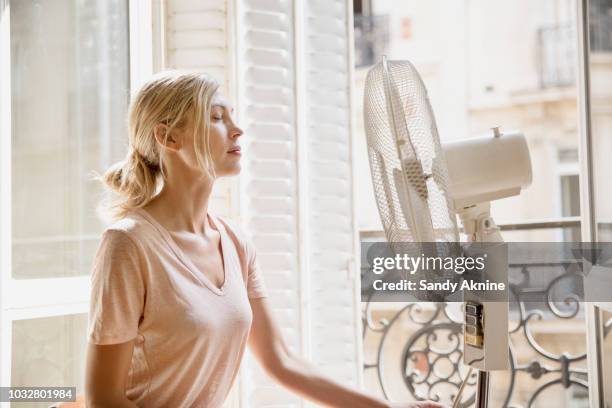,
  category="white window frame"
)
[0,0,13,389]
[129,0,166,93]
[0,0,163,391]
[576,0,612,406]
[553,148,580,241]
